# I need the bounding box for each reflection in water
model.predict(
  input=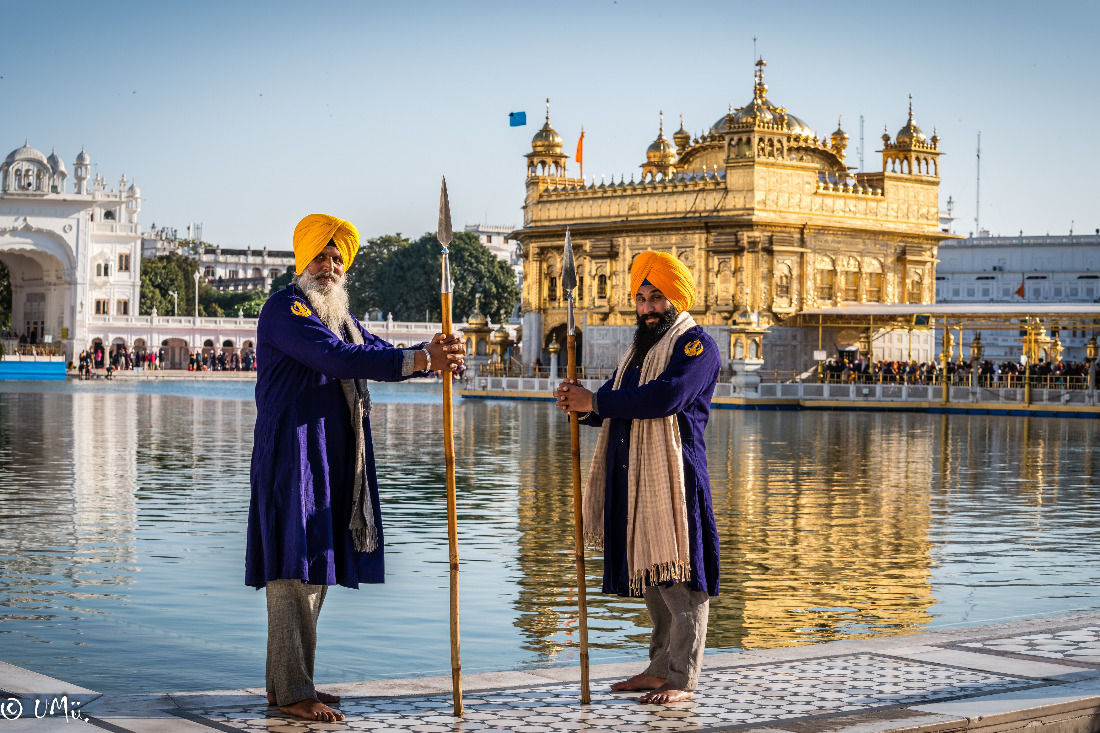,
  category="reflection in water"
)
[1,381,1100,694]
